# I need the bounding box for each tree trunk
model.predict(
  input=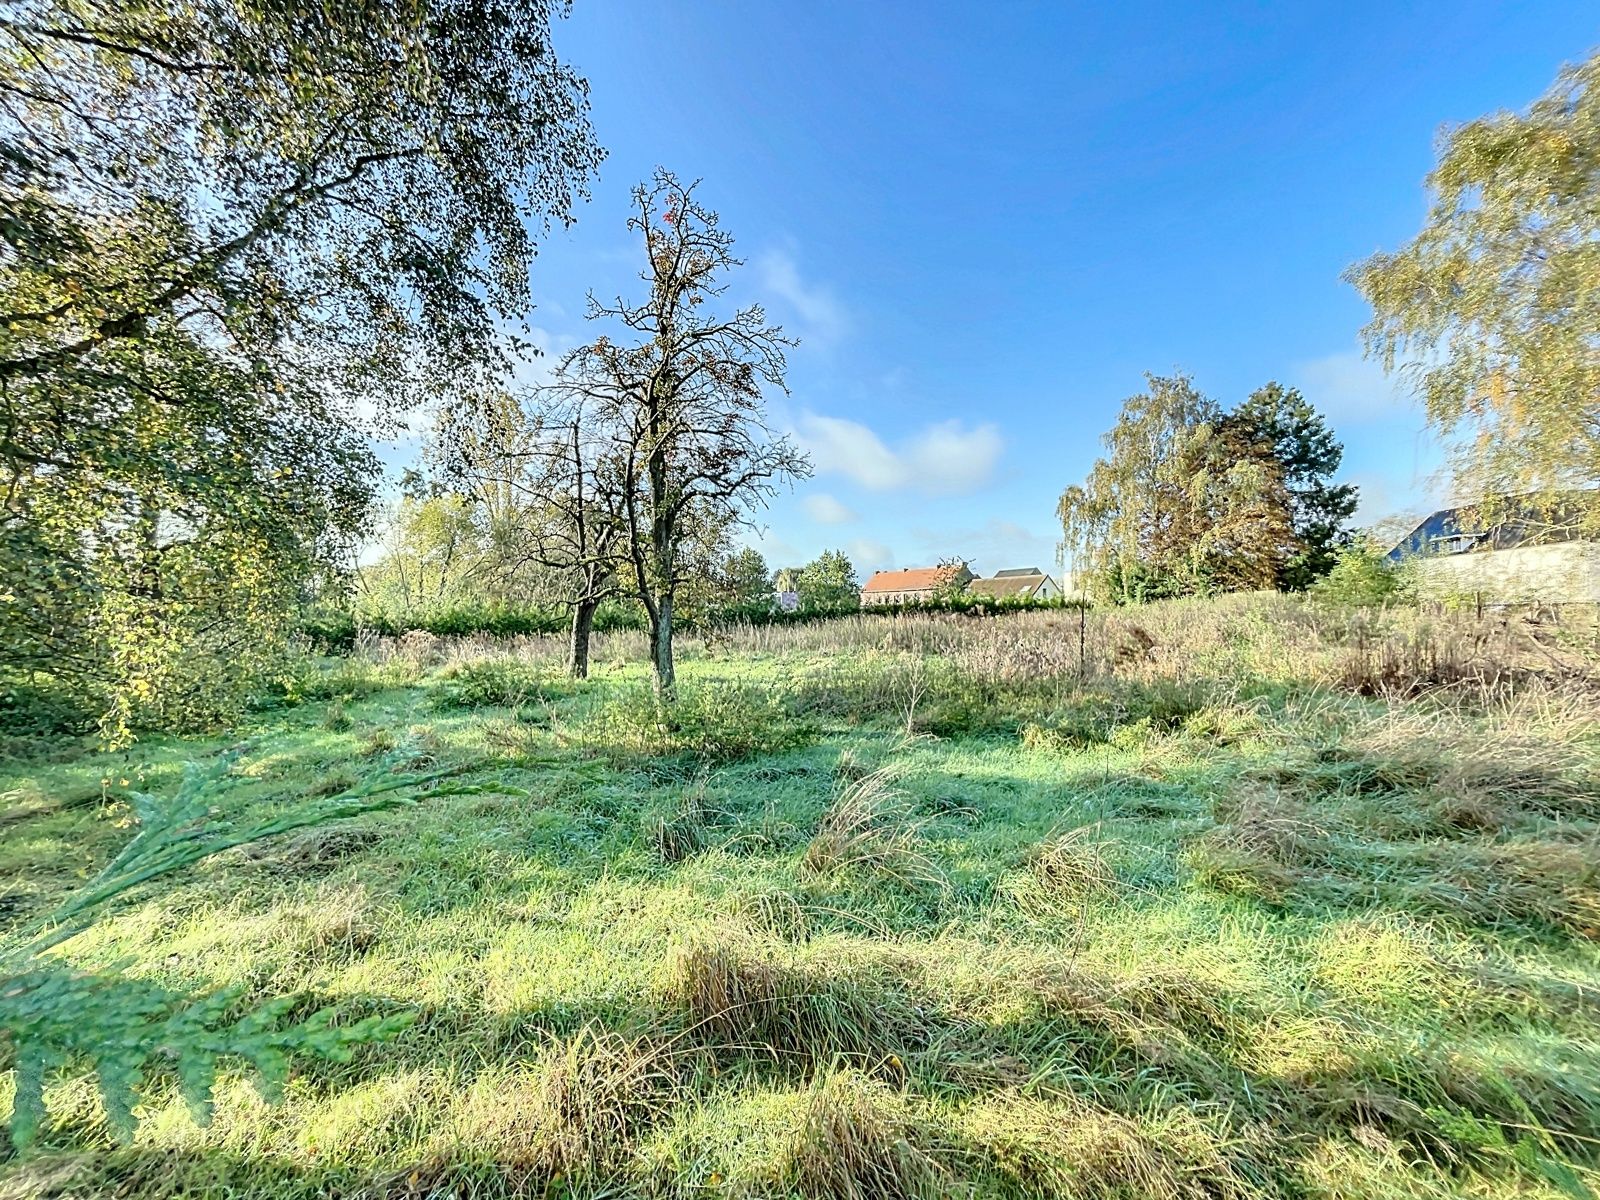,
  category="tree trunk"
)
[650,592,676,698]
[568,598,597,679]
